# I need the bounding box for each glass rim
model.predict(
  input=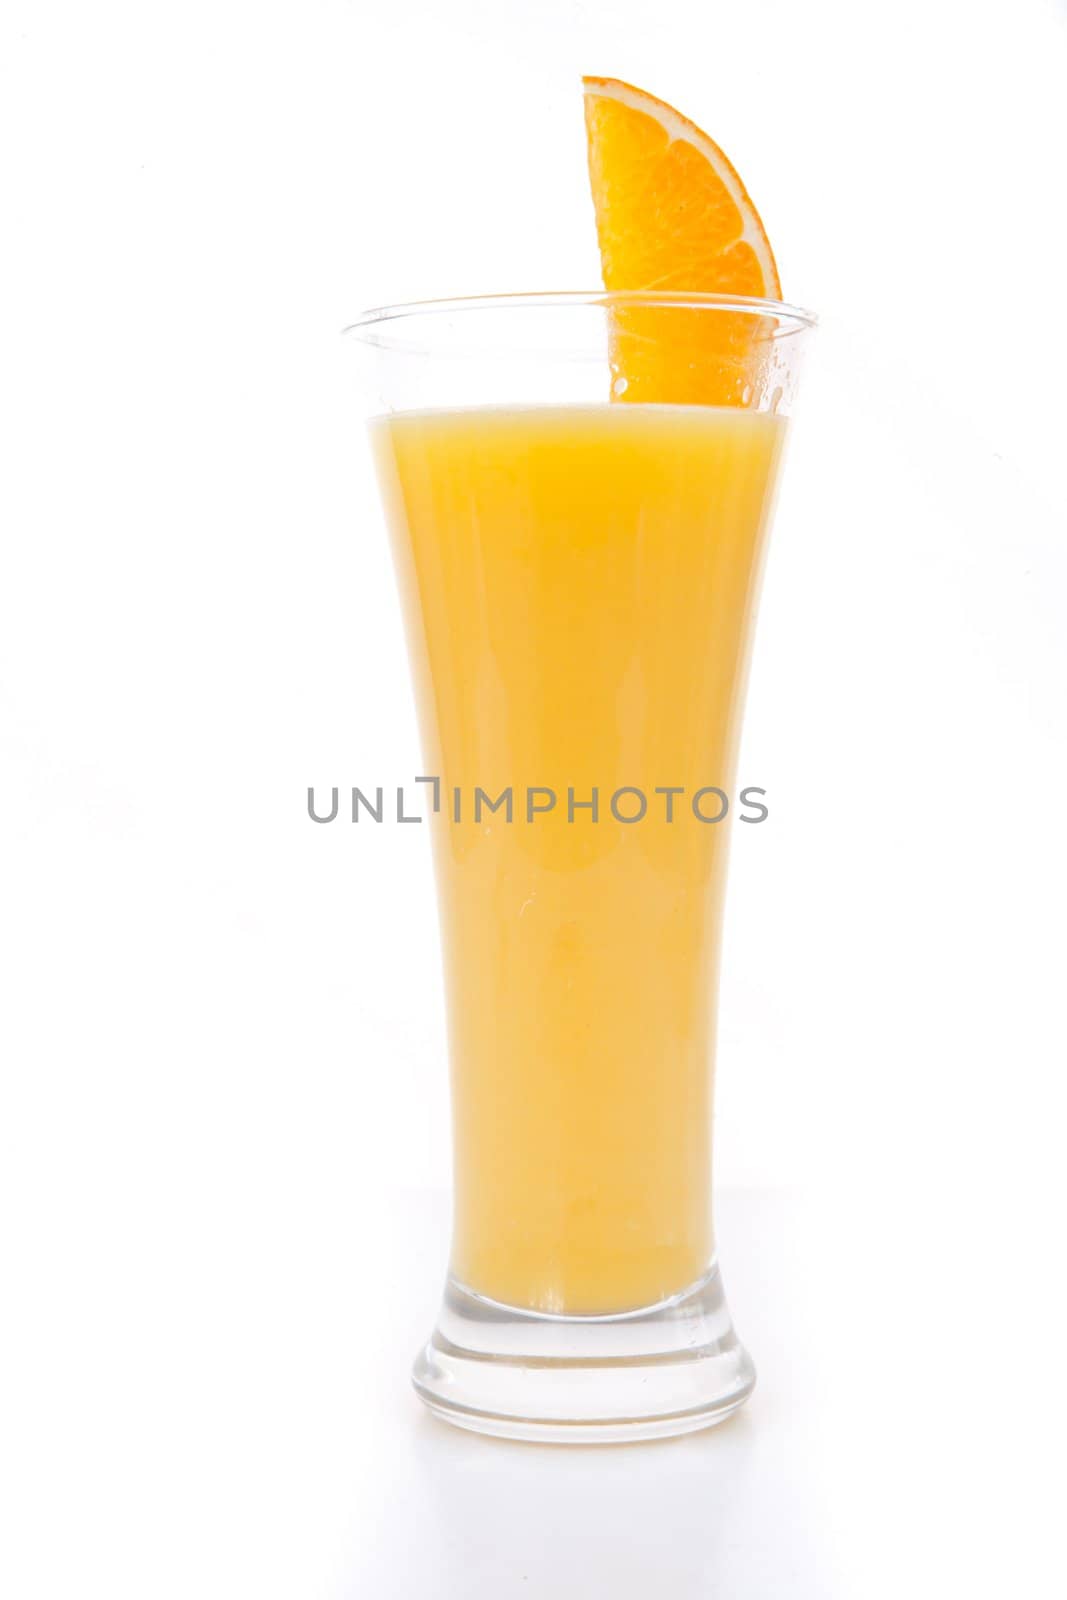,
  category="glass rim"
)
[344,290,817,347]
